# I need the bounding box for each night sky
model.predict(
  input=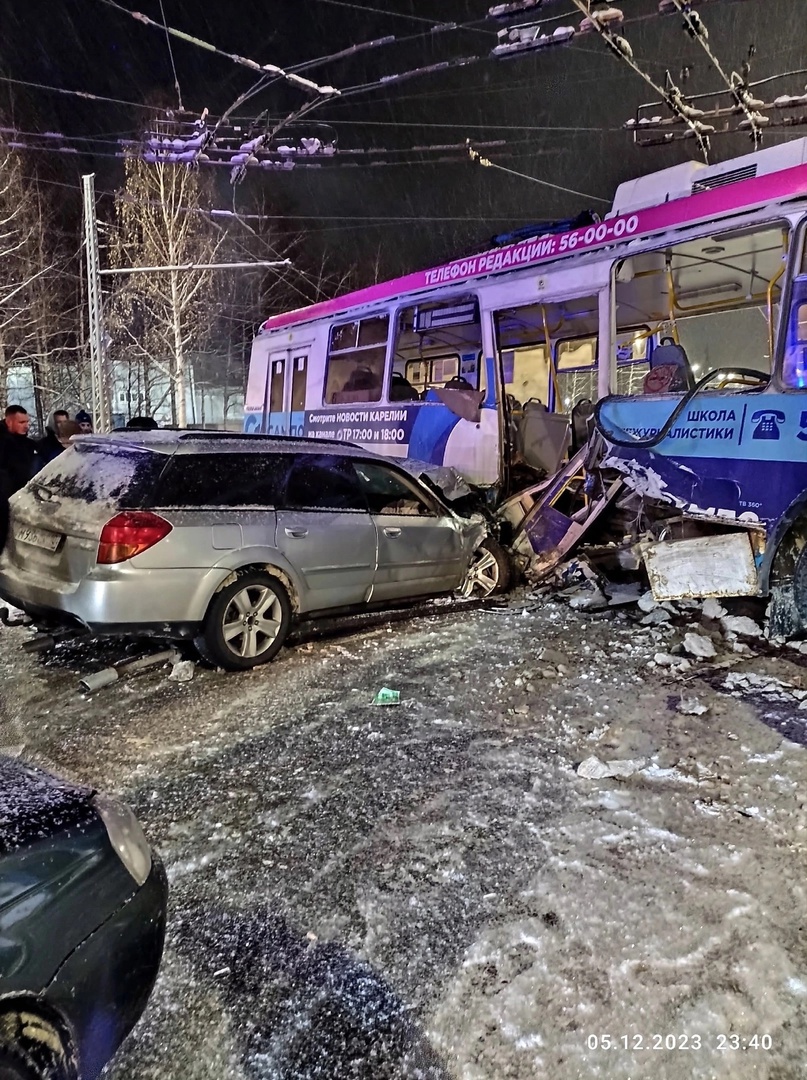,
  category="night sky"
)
[0,0,801,280]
